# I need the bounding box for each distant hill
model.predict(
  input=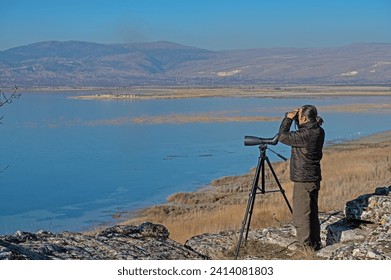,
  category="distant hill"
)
[1,41,390,87]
